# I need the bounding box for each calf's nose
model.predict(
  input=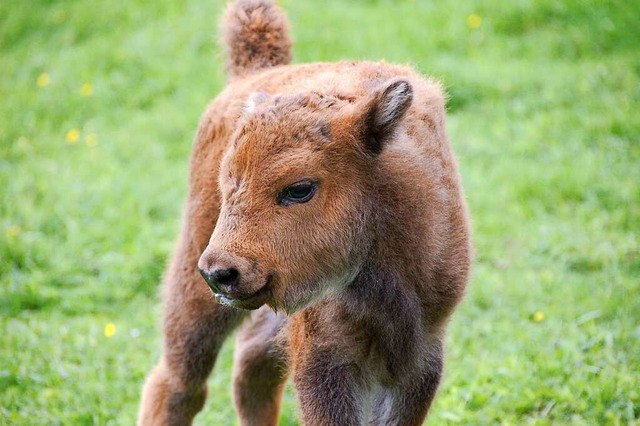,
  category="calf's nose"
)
[199,266,240,291]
